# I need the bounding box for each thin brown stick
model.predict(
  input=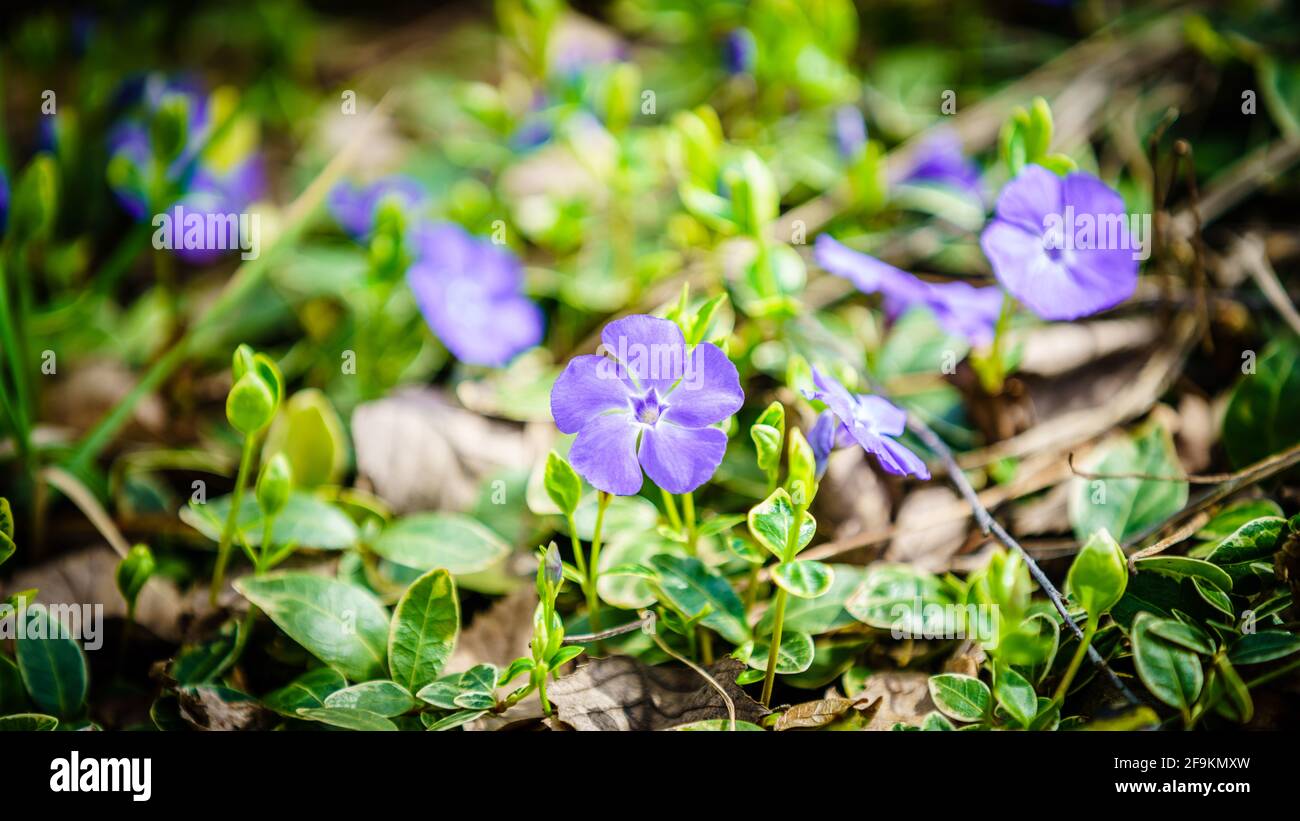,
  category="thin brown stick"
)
[1067,452,1234,484]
